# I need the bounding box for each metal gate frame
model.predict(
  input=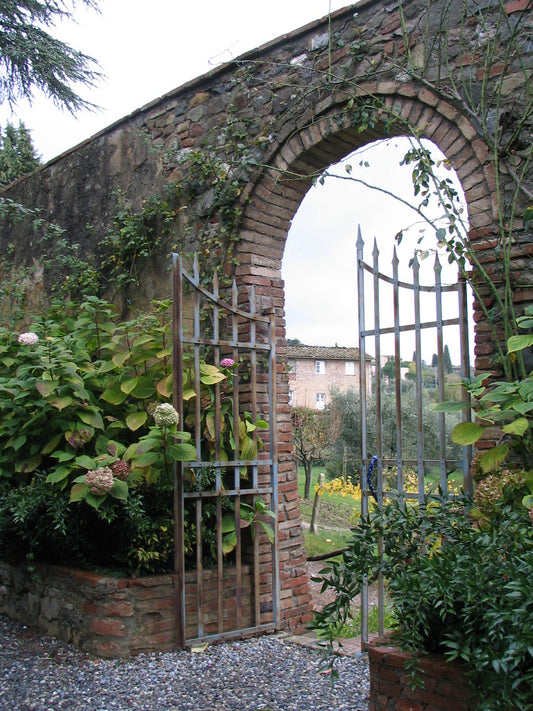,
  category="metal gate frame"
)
[356,226,473,648]
[171,253,280,648]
